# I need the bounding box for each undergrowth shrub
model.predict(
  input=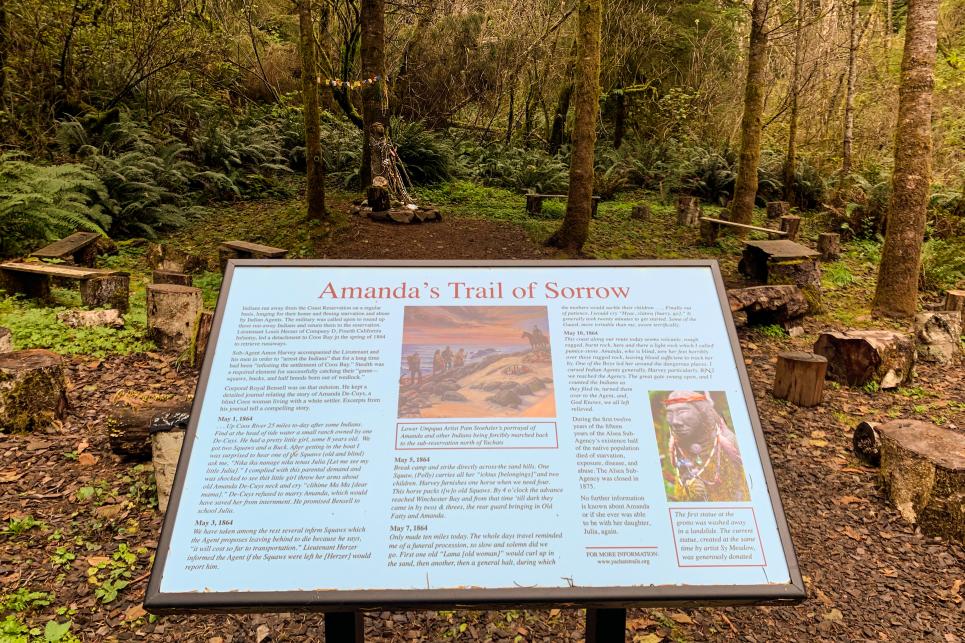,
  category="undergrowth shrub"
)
[0,153,110,257]
[920,237,965,291]
[392,119,457,186]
